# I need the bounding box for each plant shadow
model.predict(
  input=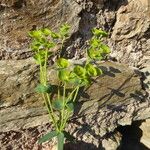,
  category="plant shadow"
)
[67,62,149,149]
[64,141,101,150]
